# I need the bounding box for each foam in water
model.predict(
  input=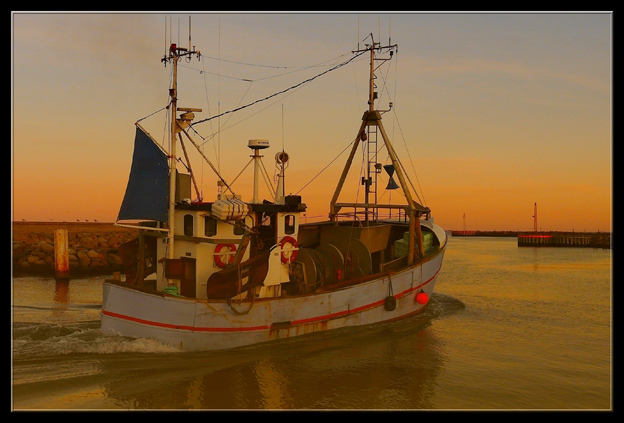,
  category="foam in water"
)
[13,322,181,358]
